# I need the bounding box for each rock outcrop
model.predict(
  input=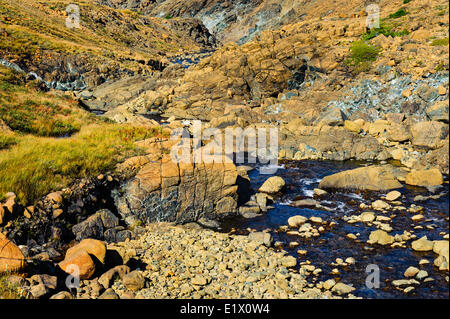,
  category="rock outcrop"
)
[319,166,403,191]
